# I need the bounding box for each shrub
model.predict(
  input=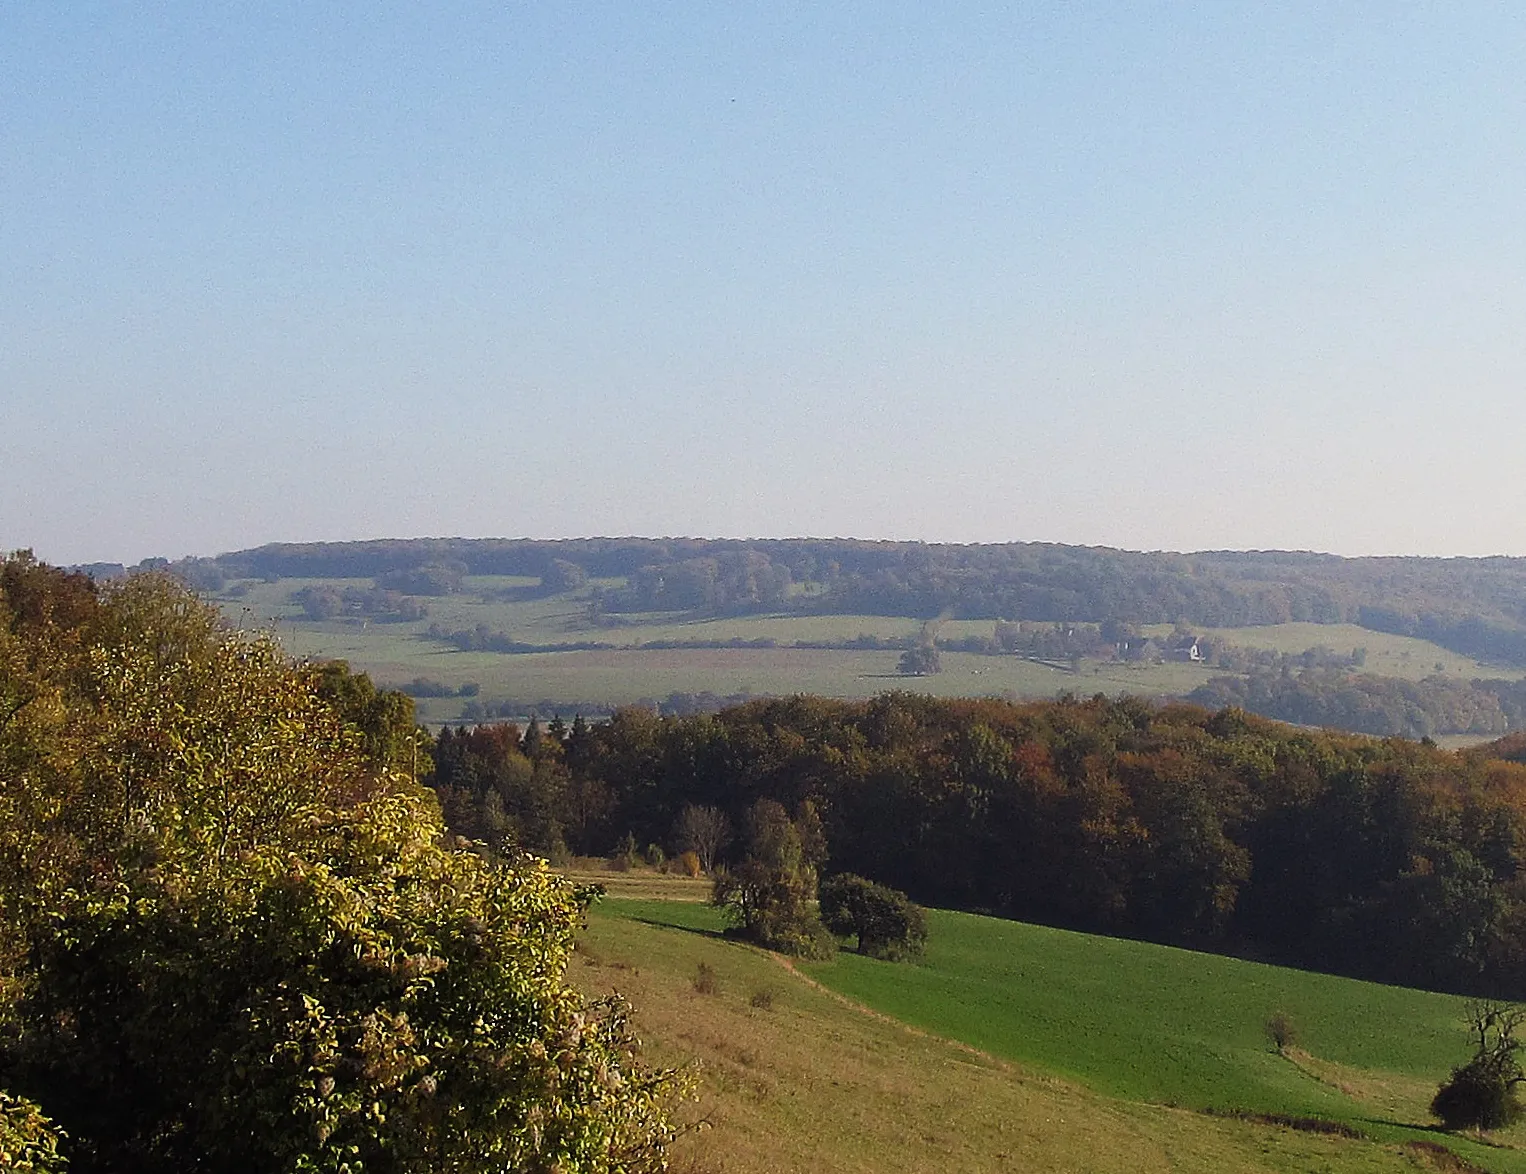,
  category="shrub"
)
[607,831,640,872]
[677,851,702,878]
[0,1091,66,1173]
[1265,1012,1298,1055]
[820,874,928,961]
[749,989,775,1011]
[1432,1002,1526,1132]
[1432,1057,1521,1131]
